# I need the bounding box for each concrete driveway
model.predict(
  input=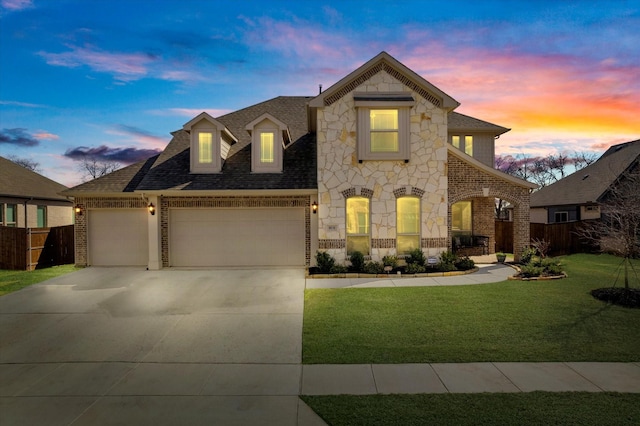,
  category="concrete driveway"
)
[0,267,324,425]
